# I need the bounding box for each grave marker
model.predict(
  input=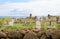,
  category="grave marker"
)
[57,17,60,24]
[8,19,14,26]
[36,18,41,28]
